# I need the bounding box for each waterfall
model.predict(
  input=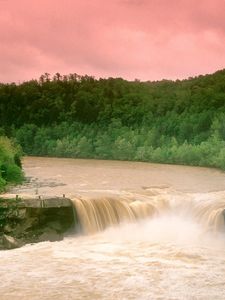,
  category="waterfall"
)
[70,192,225,235]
